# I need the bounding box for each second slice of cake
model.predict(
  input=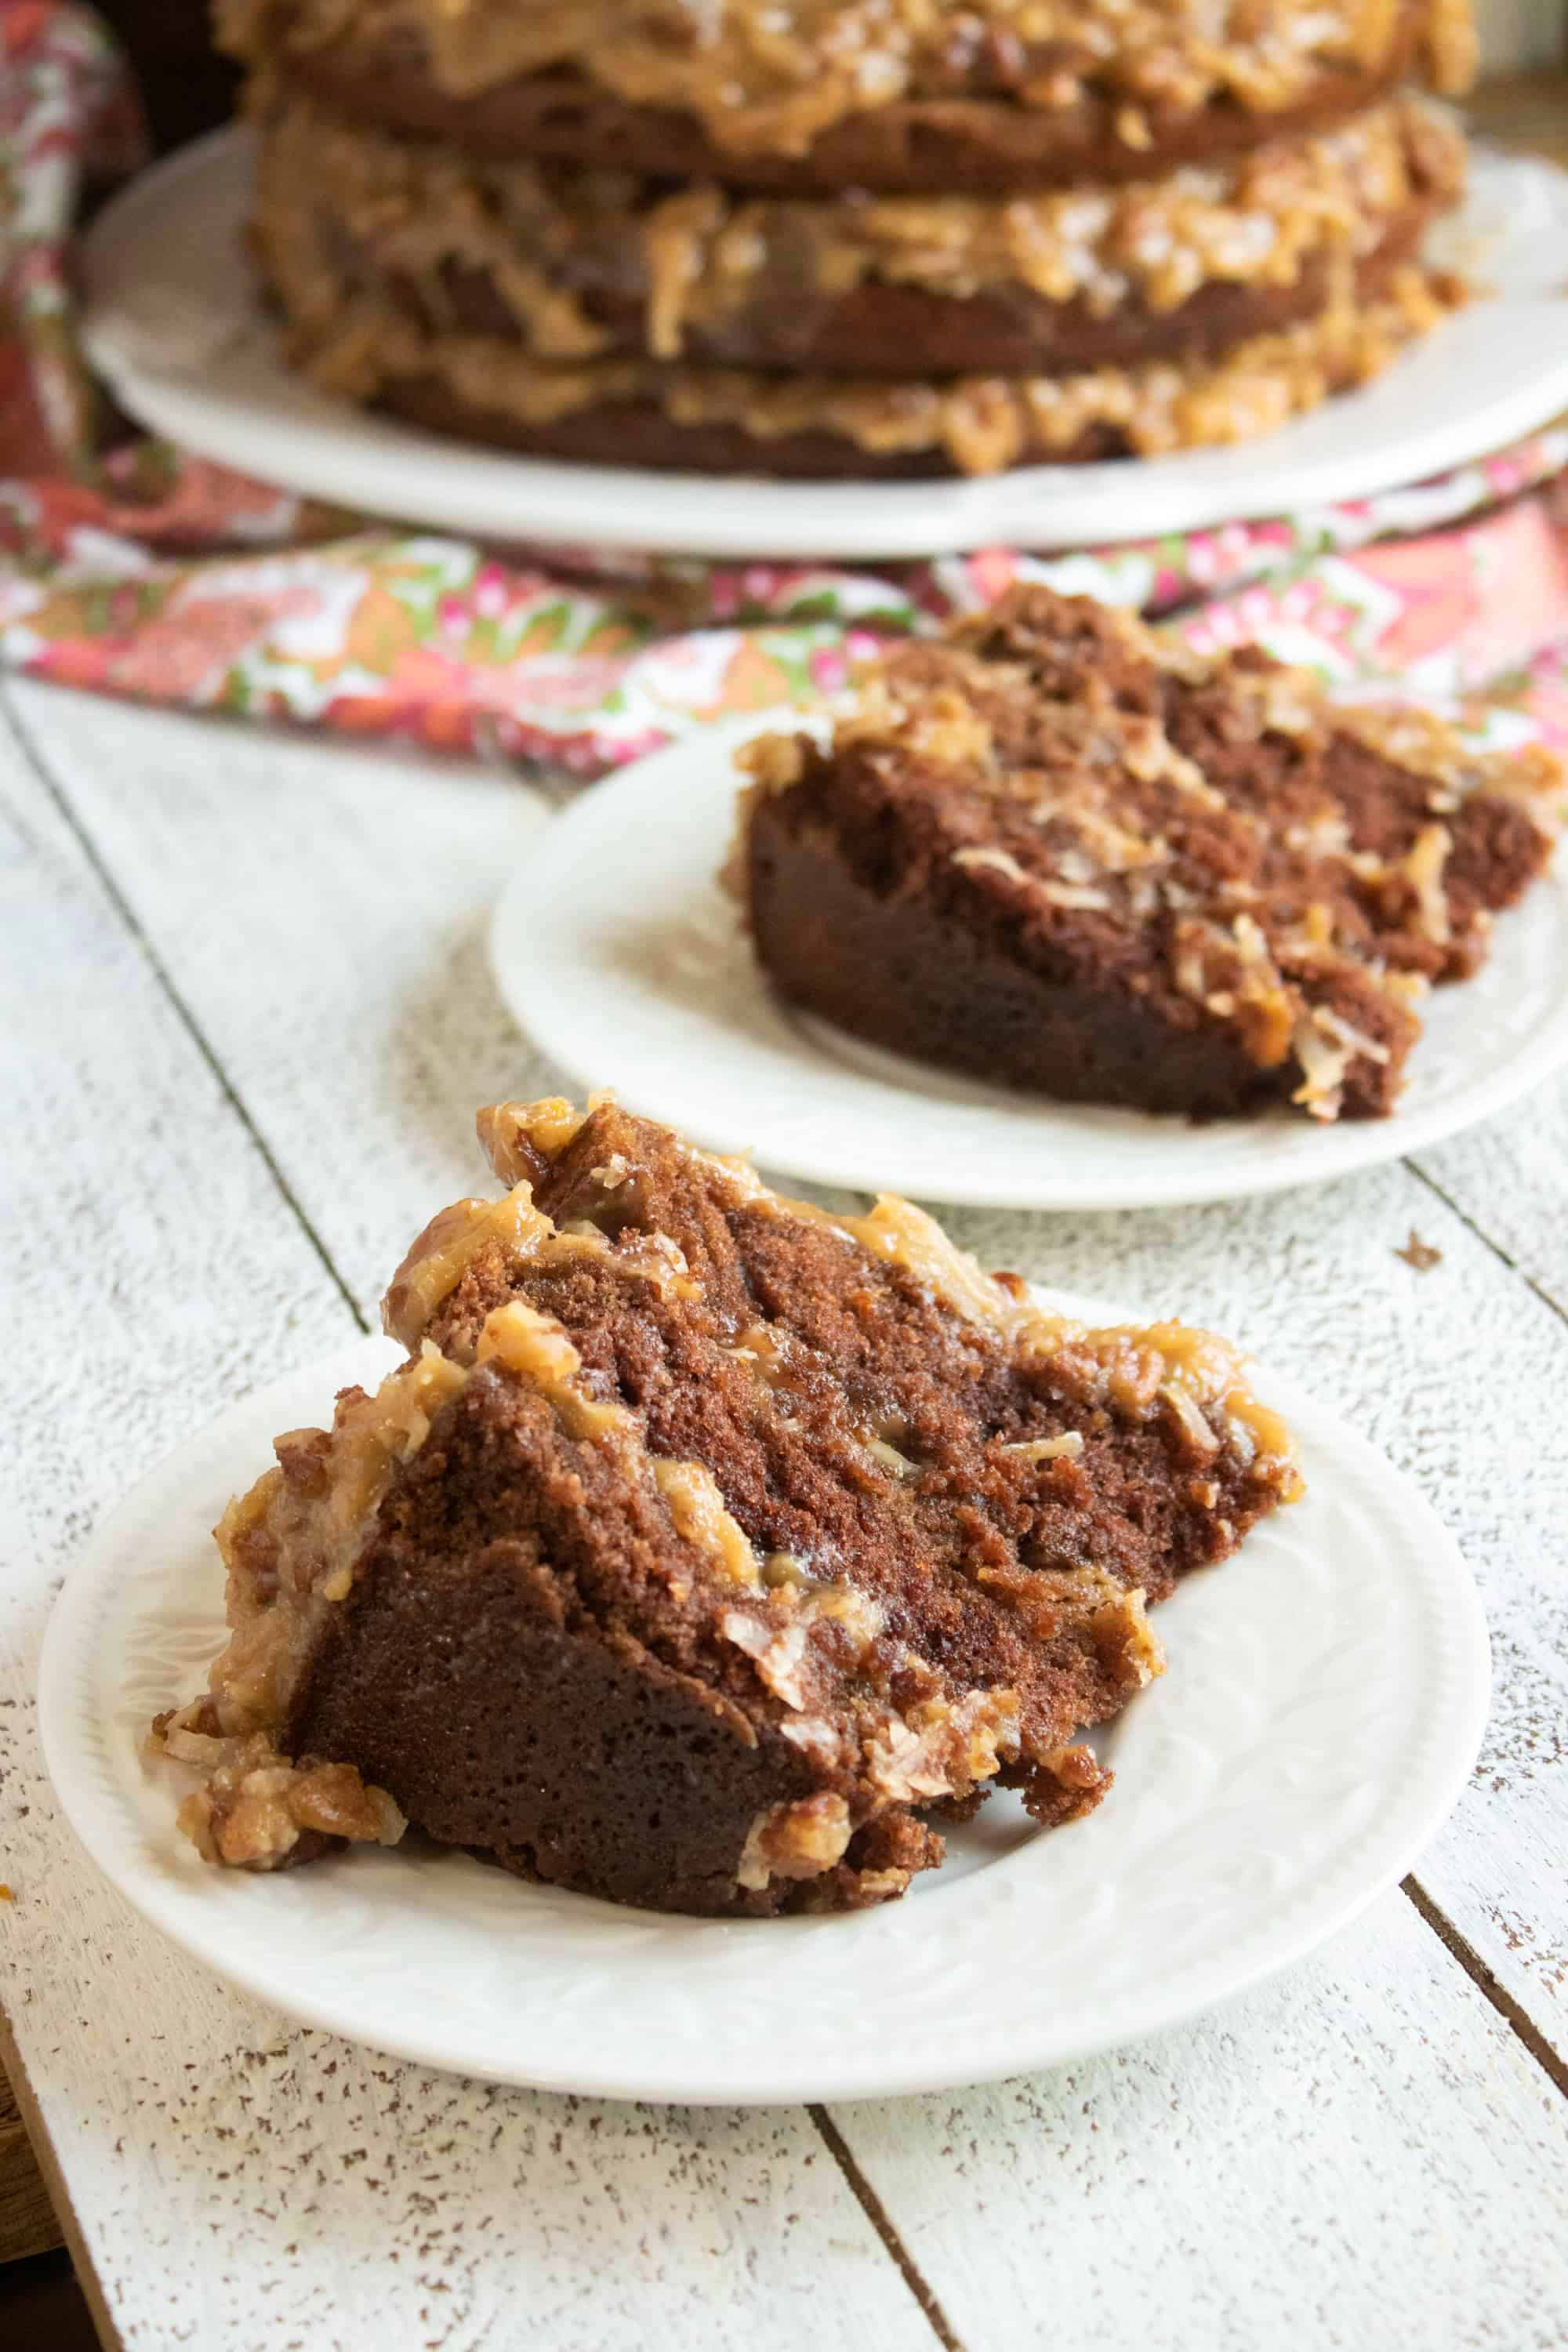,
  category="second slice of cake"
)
[734,586,1561,1120]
